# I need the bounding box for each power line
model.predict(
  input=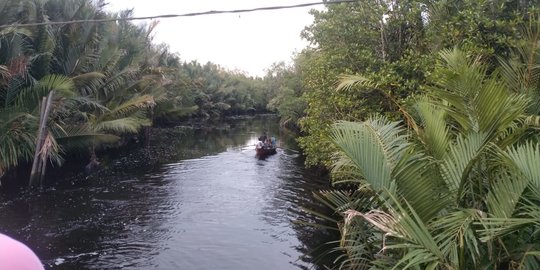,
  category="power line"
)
[0,0,359,29]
